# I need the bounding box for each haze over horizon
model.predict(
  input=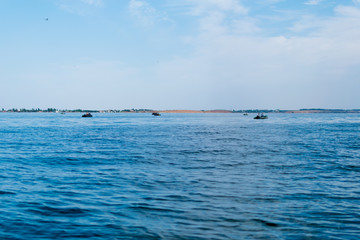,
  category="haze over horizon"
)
[1,0,360,110]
